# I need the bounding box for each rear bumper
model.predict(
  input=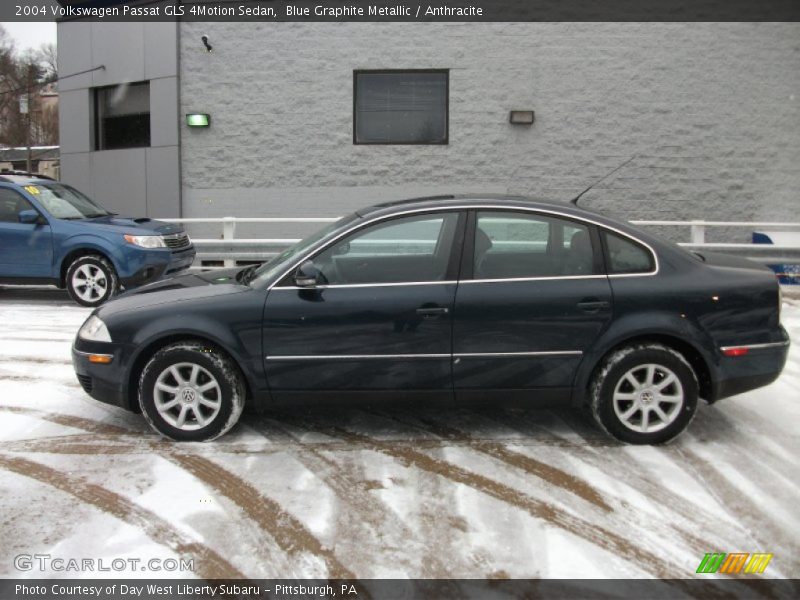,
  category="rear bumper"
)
[712,329,790,402]
[71,342,137,412]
